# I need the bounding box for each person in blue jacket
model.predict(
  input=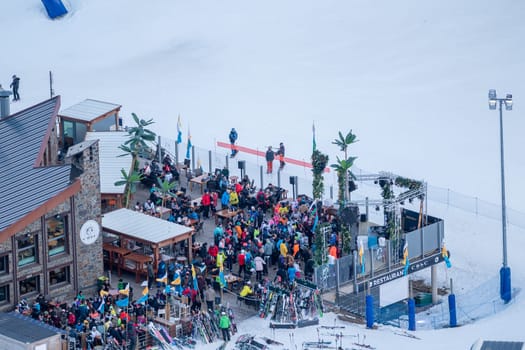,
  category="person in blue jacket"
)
[229,128,238,156]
